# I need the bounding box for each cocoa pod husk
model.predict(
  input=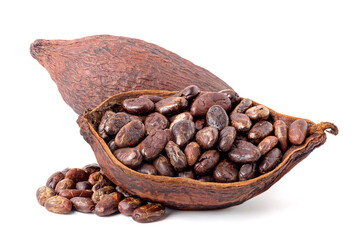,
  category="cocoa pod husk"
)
[30,35,231,115]
[77,90,338,210]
